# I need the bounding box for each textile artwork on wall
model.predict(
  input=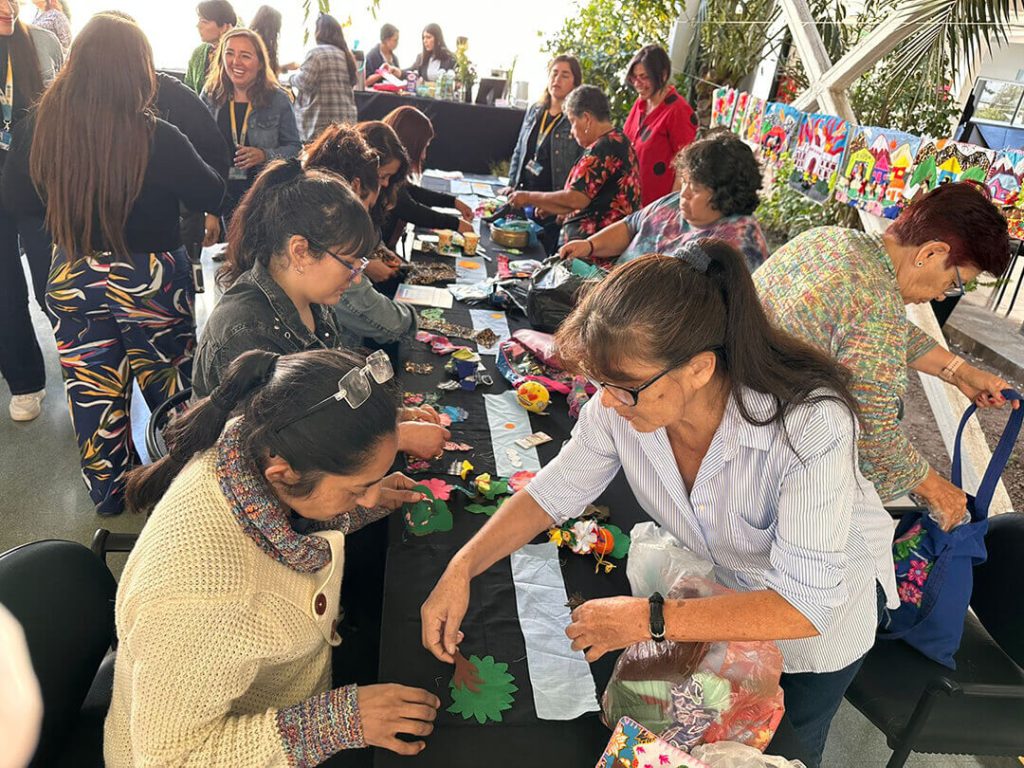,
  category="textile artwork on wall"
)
[729,91,750,135]
[788,113,849,204]
[739,96,766,148]
[758,102,802,164]
[711,87,738,129]
[902,138,995,203]
[834,126,922,219]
